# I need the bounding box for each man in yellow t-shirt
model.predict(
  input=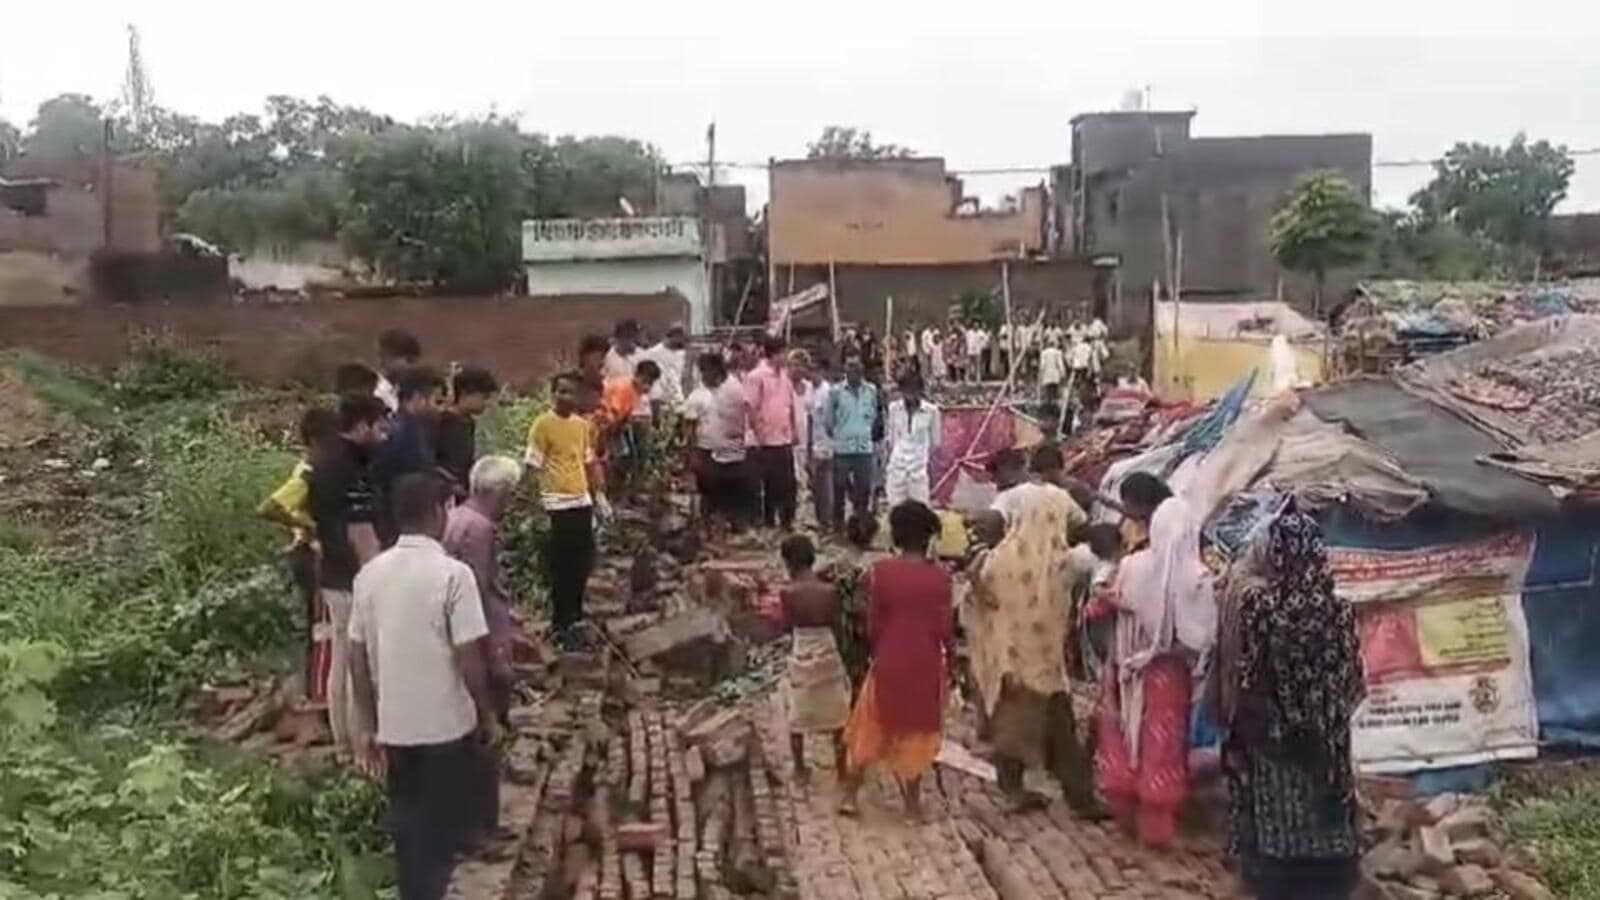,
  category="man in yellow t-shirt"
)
[257,407,340,703]
[525,371,607,649]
